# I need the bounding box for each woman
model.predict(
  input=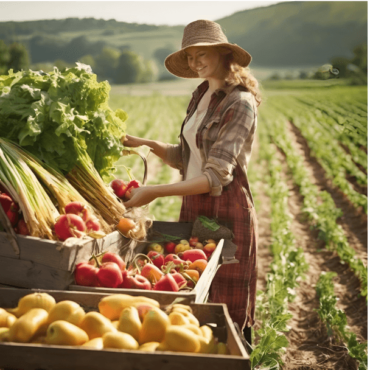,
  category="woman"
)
[122,20,261,339]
